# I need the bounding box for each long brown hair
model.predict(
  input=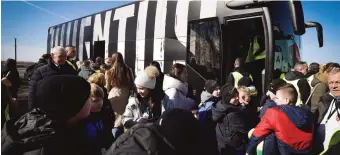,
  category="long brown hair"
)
[169,63,186,82]
[110,52,130,87]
